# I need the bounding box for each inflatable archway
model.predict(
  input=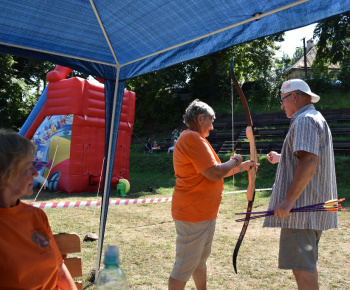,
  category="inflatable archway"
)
[20,66,136,193]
